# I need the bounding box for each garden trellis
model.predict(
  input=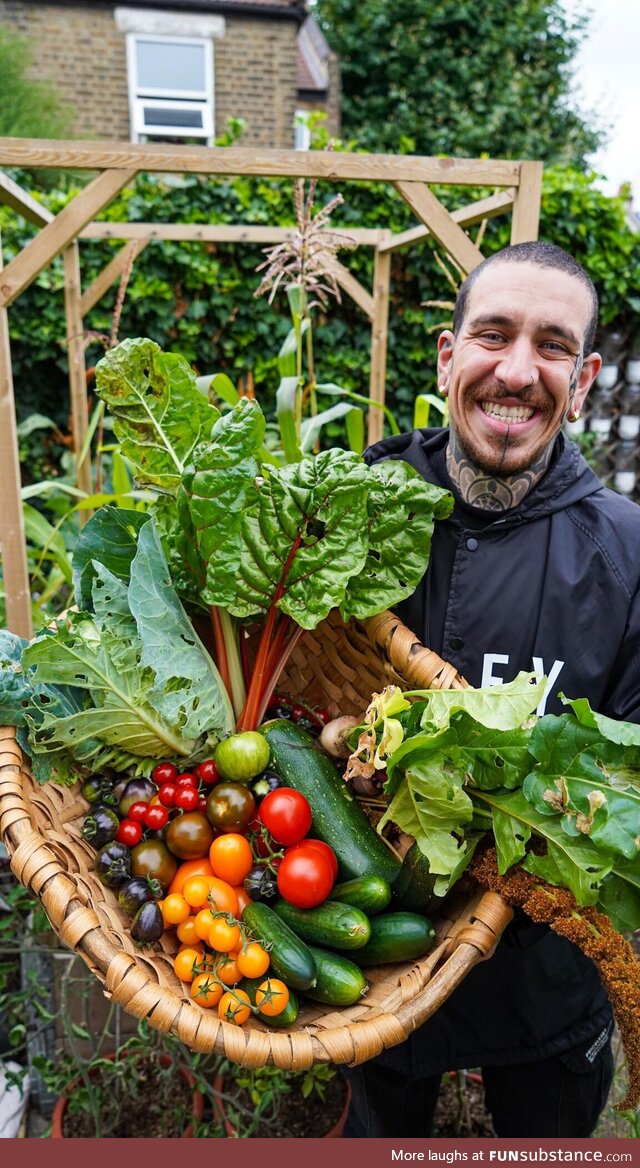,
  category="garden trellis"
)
[0,140,542,640]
